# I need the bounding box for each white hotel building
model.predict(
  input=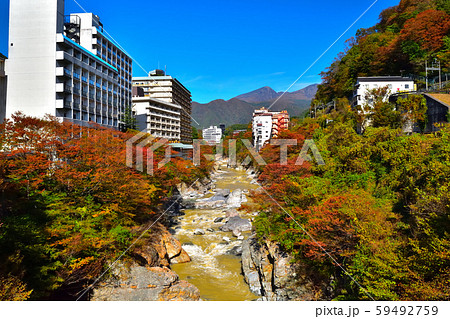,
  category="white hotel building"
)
[132,86,182,142]
[252,108,290,151]
[6,0,133,130]
[133,70,193,144]
[202,126,223,145]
